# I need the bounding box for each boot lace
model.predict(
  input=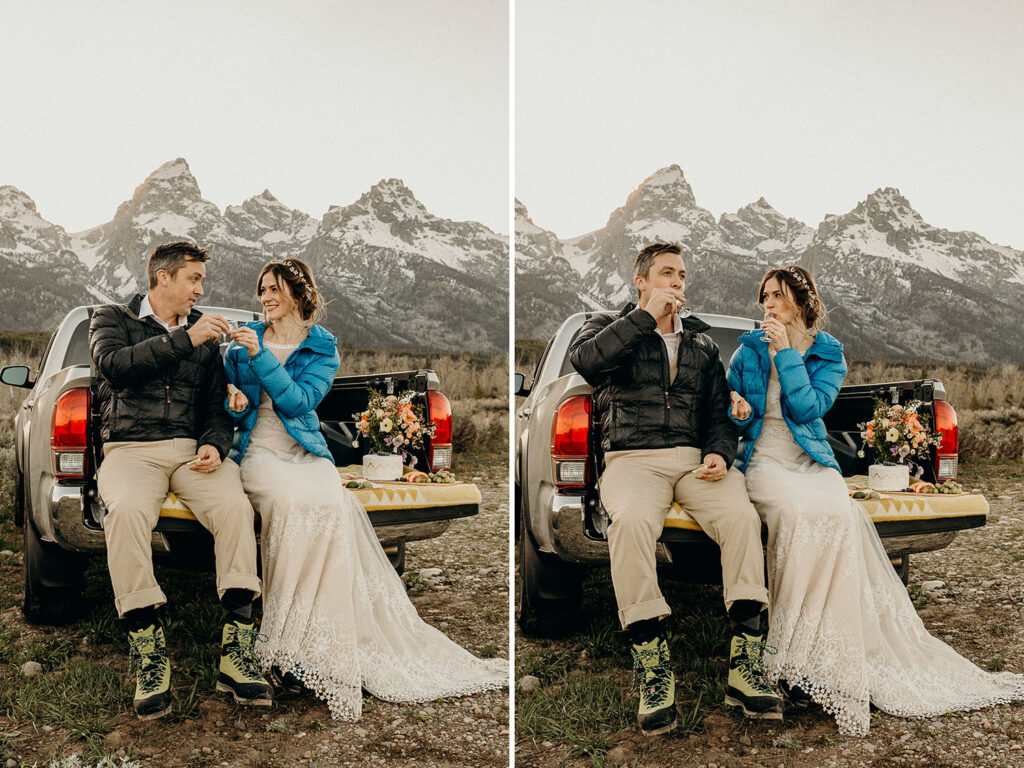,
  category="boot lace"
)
[736,635,778,694]
[226,624,267,681]
[129,631,167,696]
[633,641,672,708]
